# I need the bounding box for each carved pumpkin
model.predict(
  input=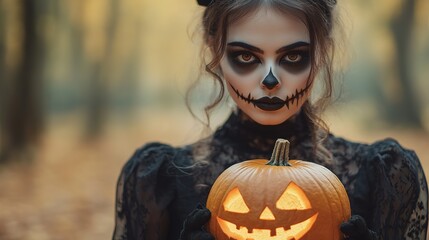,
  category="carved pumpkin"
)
[206,139,351,240]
